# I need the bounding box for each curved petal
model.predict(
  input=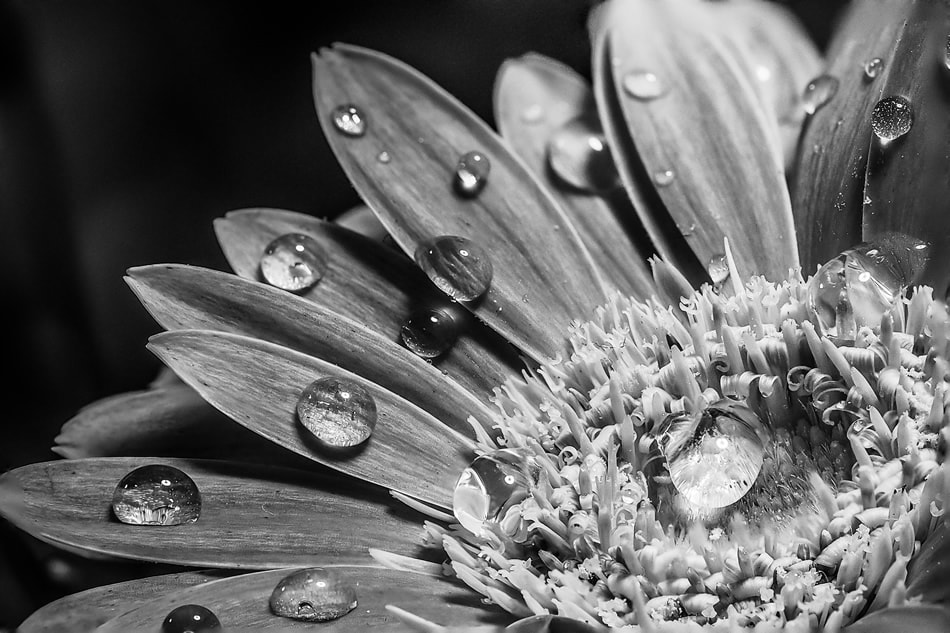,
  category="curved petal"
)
[335,203,388,241]
[907,518,950,604]
[148,329,474,508]
[0,458,427,568]
[493,53,655,299]
[506,615,606,633]
[312,44,609,362]
[842,605,950,632]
